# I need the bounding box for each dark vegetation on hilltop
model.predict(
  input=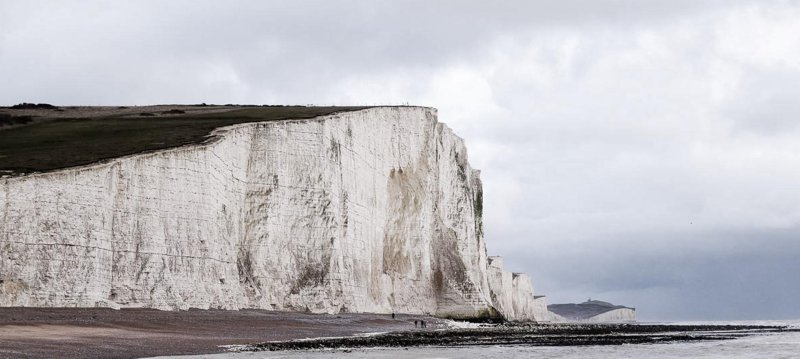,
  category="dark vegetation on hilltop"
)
[0,105,368,176]
[9,102,59,110]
